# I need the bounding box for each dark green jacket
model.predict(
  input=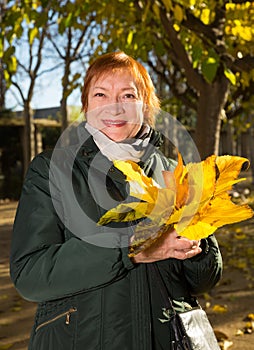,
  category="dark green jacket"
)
[10,126,223,350]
